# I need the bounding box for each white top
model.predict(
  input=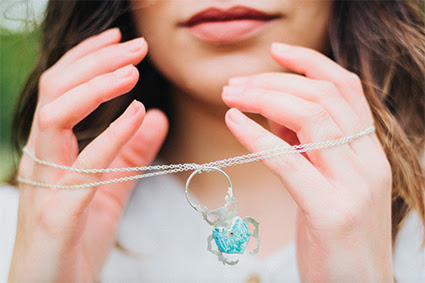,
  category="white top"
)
[1,175,424,282]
